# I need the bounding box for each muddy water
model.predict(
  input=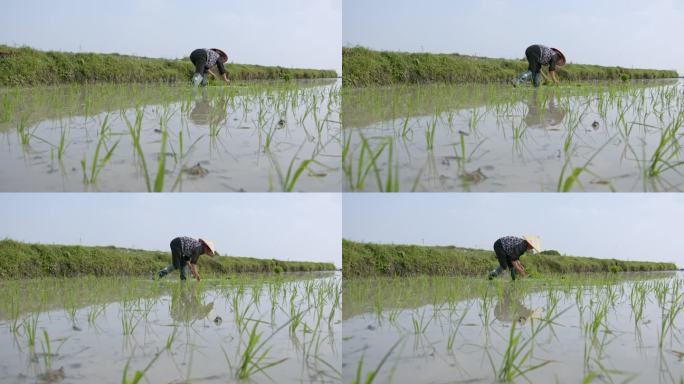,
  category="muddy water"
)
[342,80,684,192]
[342,273,684,383]
[0,80,340,192]
[0,274,341,383]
